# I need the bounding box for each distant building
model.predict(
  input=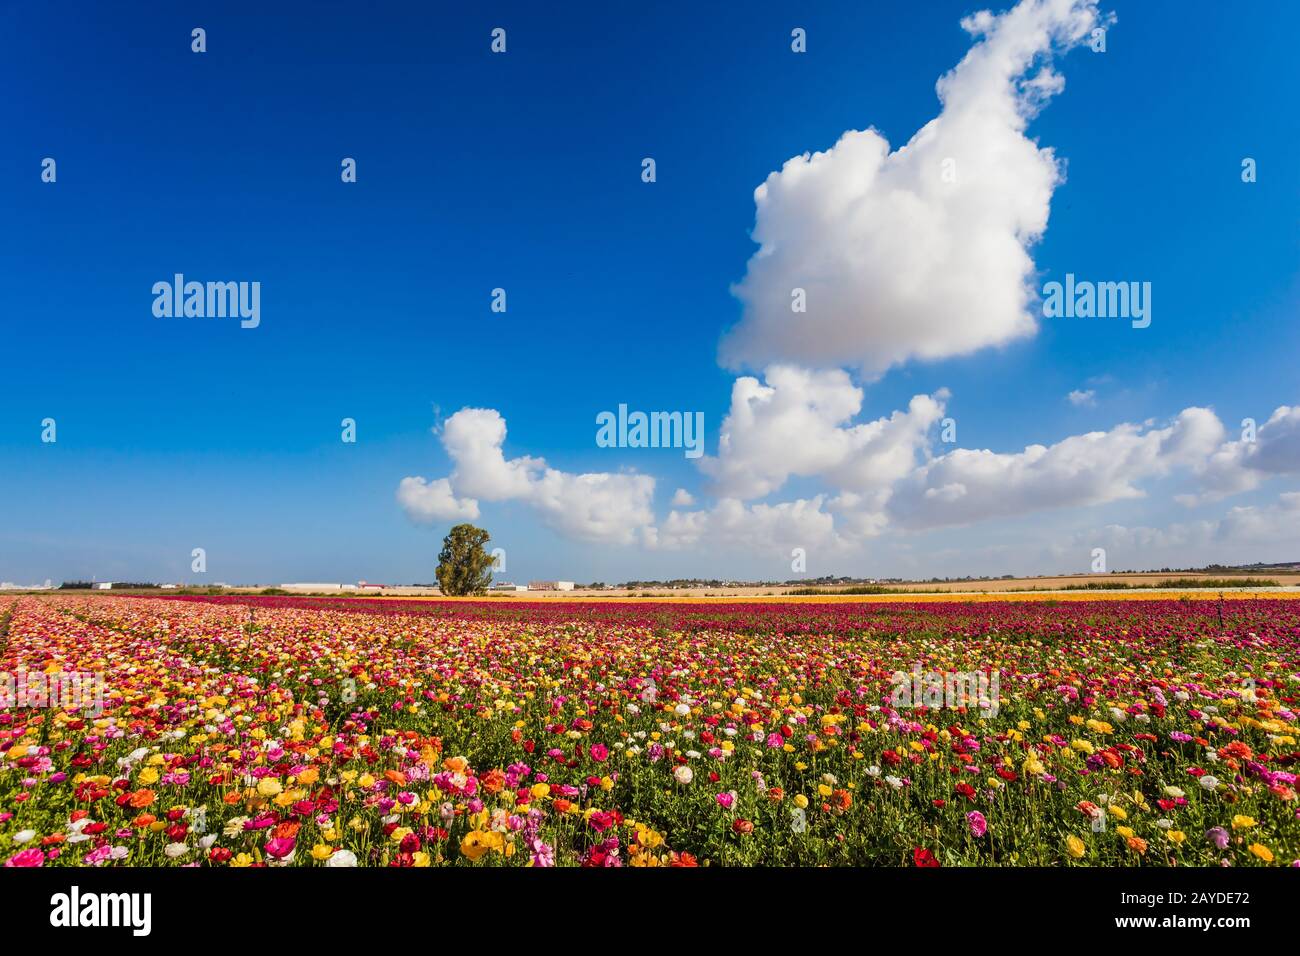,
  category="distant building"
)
[358,581,388,592]
[528,581,575,591]
[281,583,342,591]
[491,582,529,592]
